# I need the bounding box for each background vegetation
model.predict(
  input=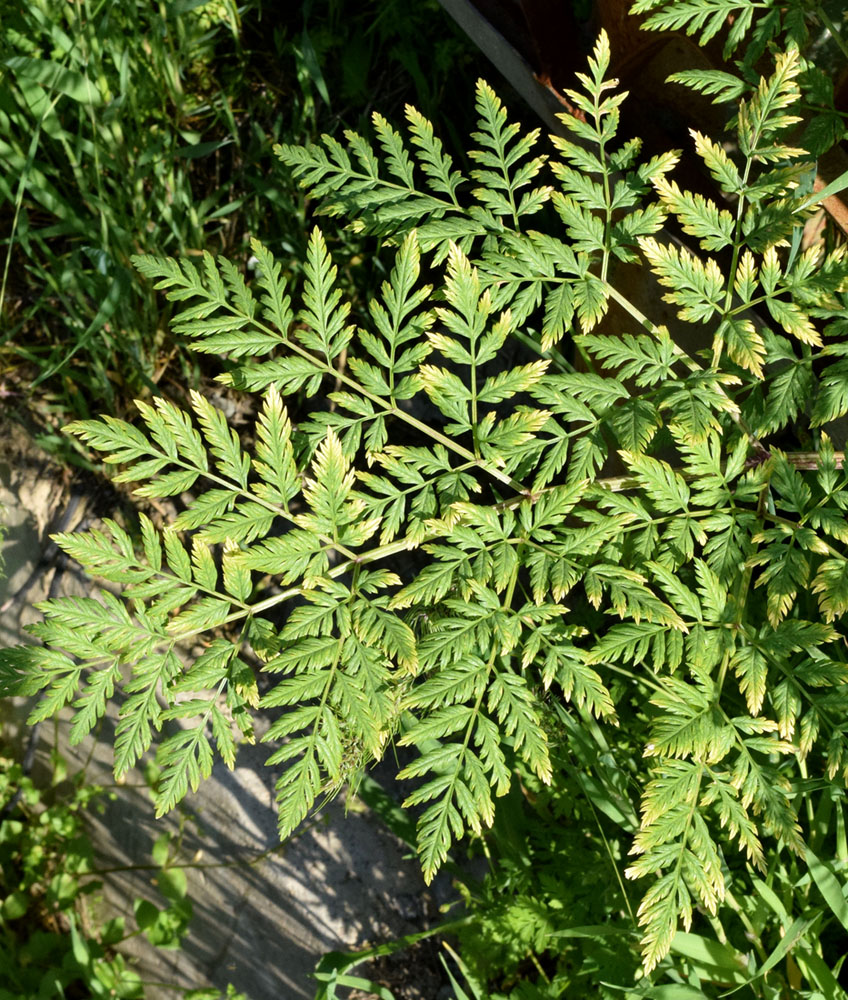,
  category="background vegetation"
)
[0,0,486,442]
